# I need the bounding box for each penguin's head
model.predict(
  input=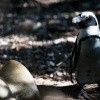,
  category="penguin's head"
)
[72,12,98,29]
